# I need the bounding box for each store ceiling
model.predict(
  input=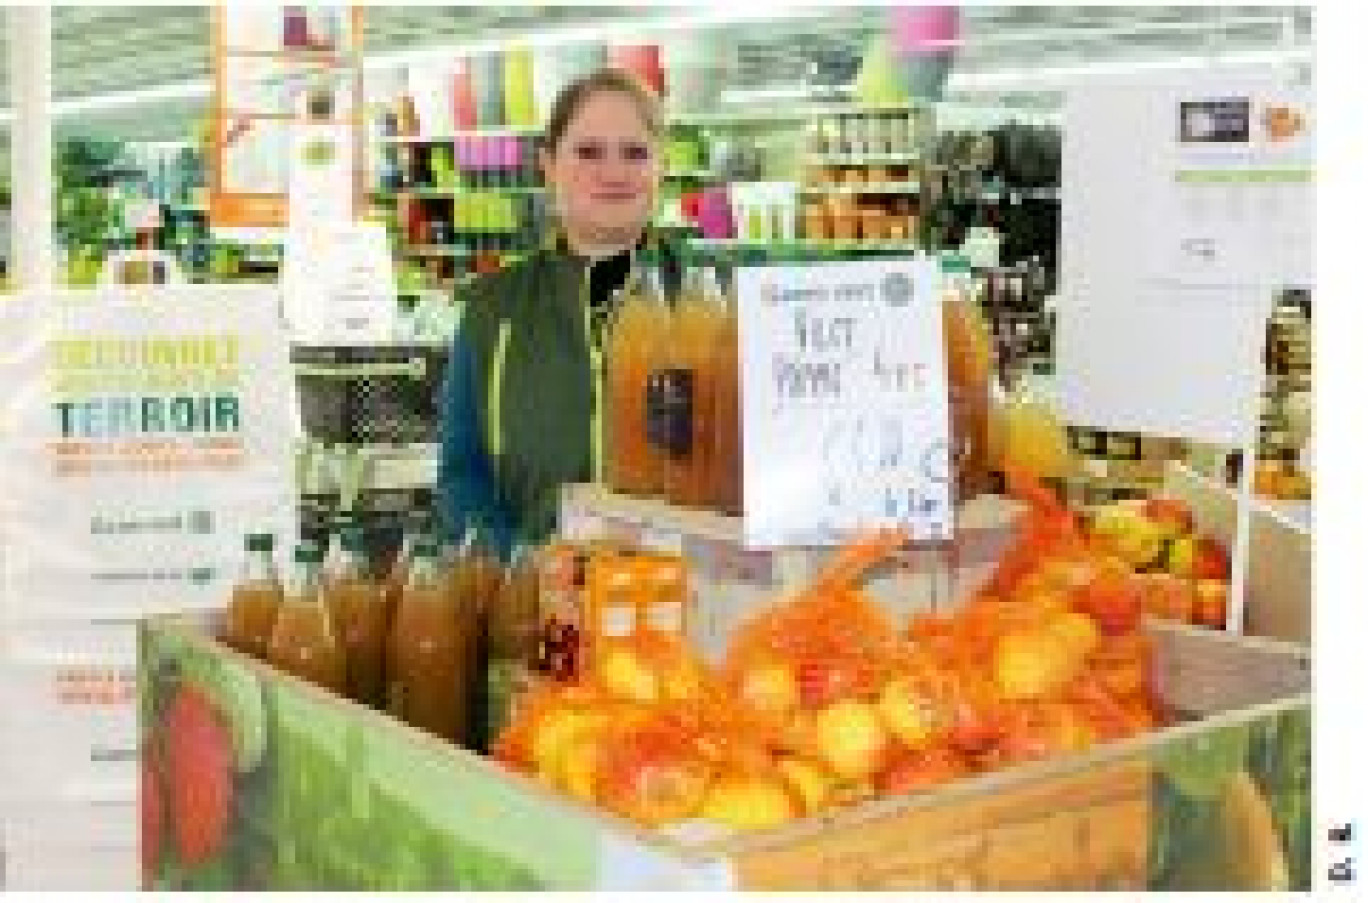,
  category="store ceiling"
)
[0,4,1313,143]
